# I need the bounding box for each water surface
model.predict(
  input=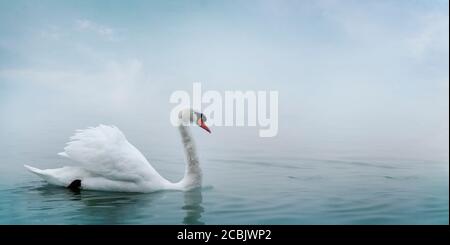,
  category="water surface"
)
[0,134,448,224]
